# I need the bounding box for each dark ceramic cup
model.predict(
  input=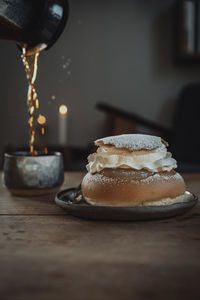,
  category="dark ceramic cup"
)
[2,151,64,196]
